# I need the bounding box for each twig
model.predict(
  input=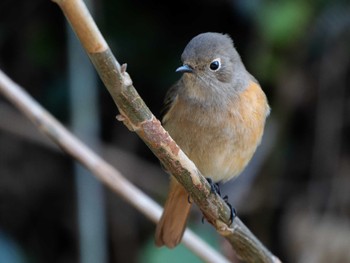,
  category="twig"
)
[0,103,166,196]
[50,0,281,262]
[0,70,230,263]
